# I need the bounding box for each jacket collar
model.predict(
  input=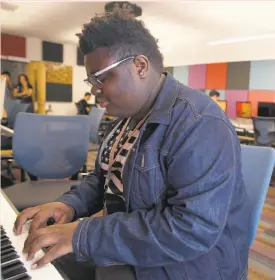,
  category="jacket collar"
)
[147,72,179,125]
